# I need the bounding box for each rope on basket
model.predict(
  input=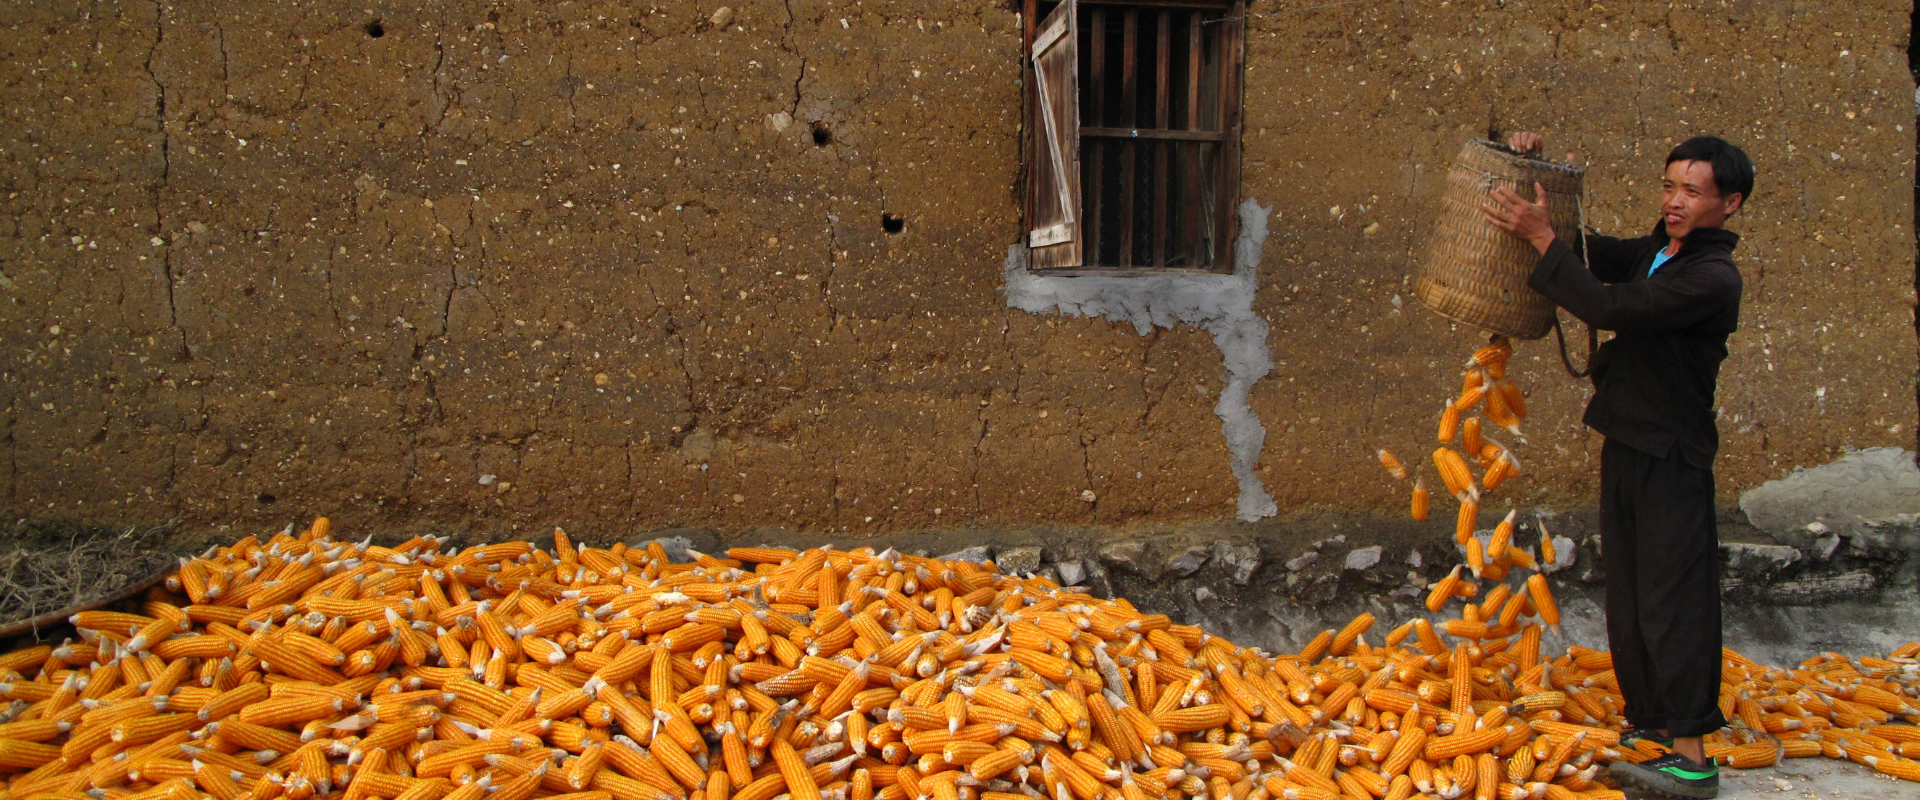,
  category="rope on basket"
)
[1554,197,1597,379]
